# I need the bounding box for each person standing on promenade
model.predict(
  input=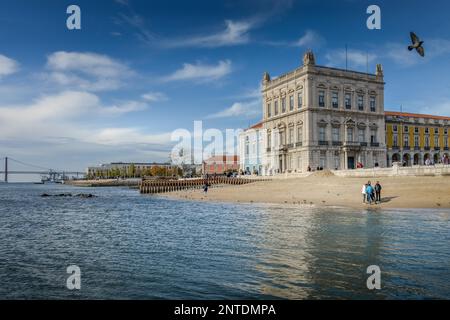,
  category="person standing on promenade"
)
[366,182,374,205]
[362,183,367,203]
[375,181,382,204]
